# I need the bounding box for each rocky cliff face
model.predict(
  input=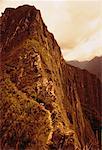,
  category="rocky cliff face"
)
[0,5,101,150]
[61,62,101,148]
